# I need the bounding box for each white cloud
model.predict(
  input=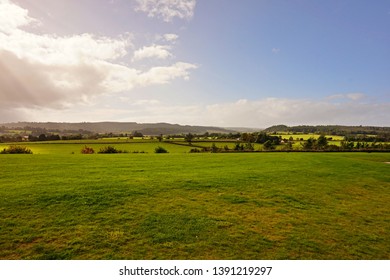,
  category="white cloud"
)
[98,61,197,92]
[272,48,280,54]
[326,93,366,102]
[133,99,160,105]
[135,0,196,22]
[133,44,172,61]
[346,93,365,101]
[0,0,38,33]
[201,97,390,127]
[163,33,179,42]
[0,0,197,112]
[0,31,131,65]
[137,62,197,84]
